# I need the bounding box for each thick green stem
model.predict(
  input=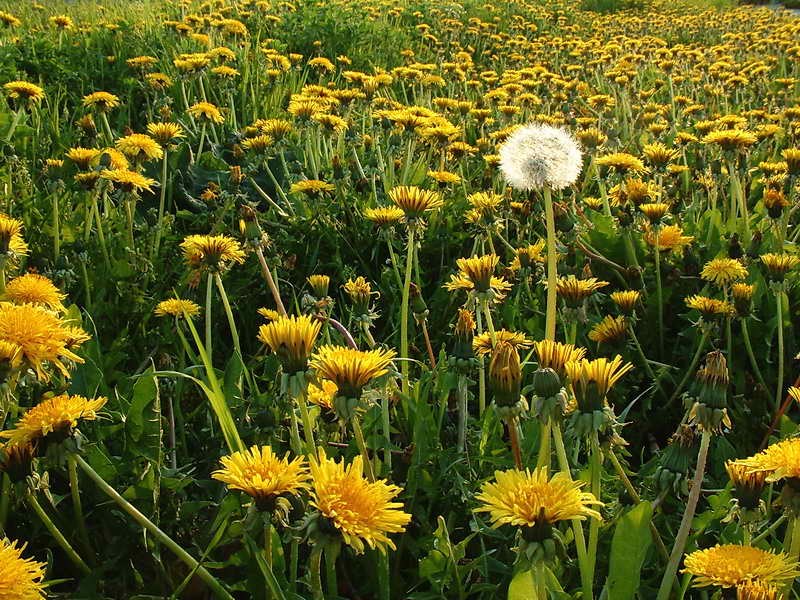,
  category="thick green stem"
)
[552,422,592,600]
[196,122,207,158]
[76,456,235,600]
[152,151,169,257]
[775,291,785,413]
[26,490,91,575]
[68,455,94,563]
[205,273,214,362]
[506,417,523,470]
[295,386,317,459]
[654,230,664,357]
[0,473,10,535]
[352,416,376,482]
[587,433,602,583]
[543,187,558,341]
[381,391,392,473]
[656,429,711,600]
[476,305,486,415]
[400,228,415,394]
[535,420,551,471]
[457,375,469,454]
[310,544,324,600]
[255,246,287,317]
[52,192,60,261]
